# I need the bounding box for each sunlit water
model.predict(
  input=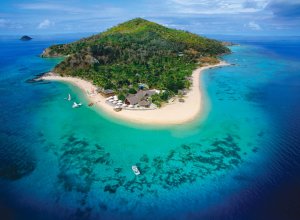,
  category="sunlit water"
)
[0,35,299,219]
